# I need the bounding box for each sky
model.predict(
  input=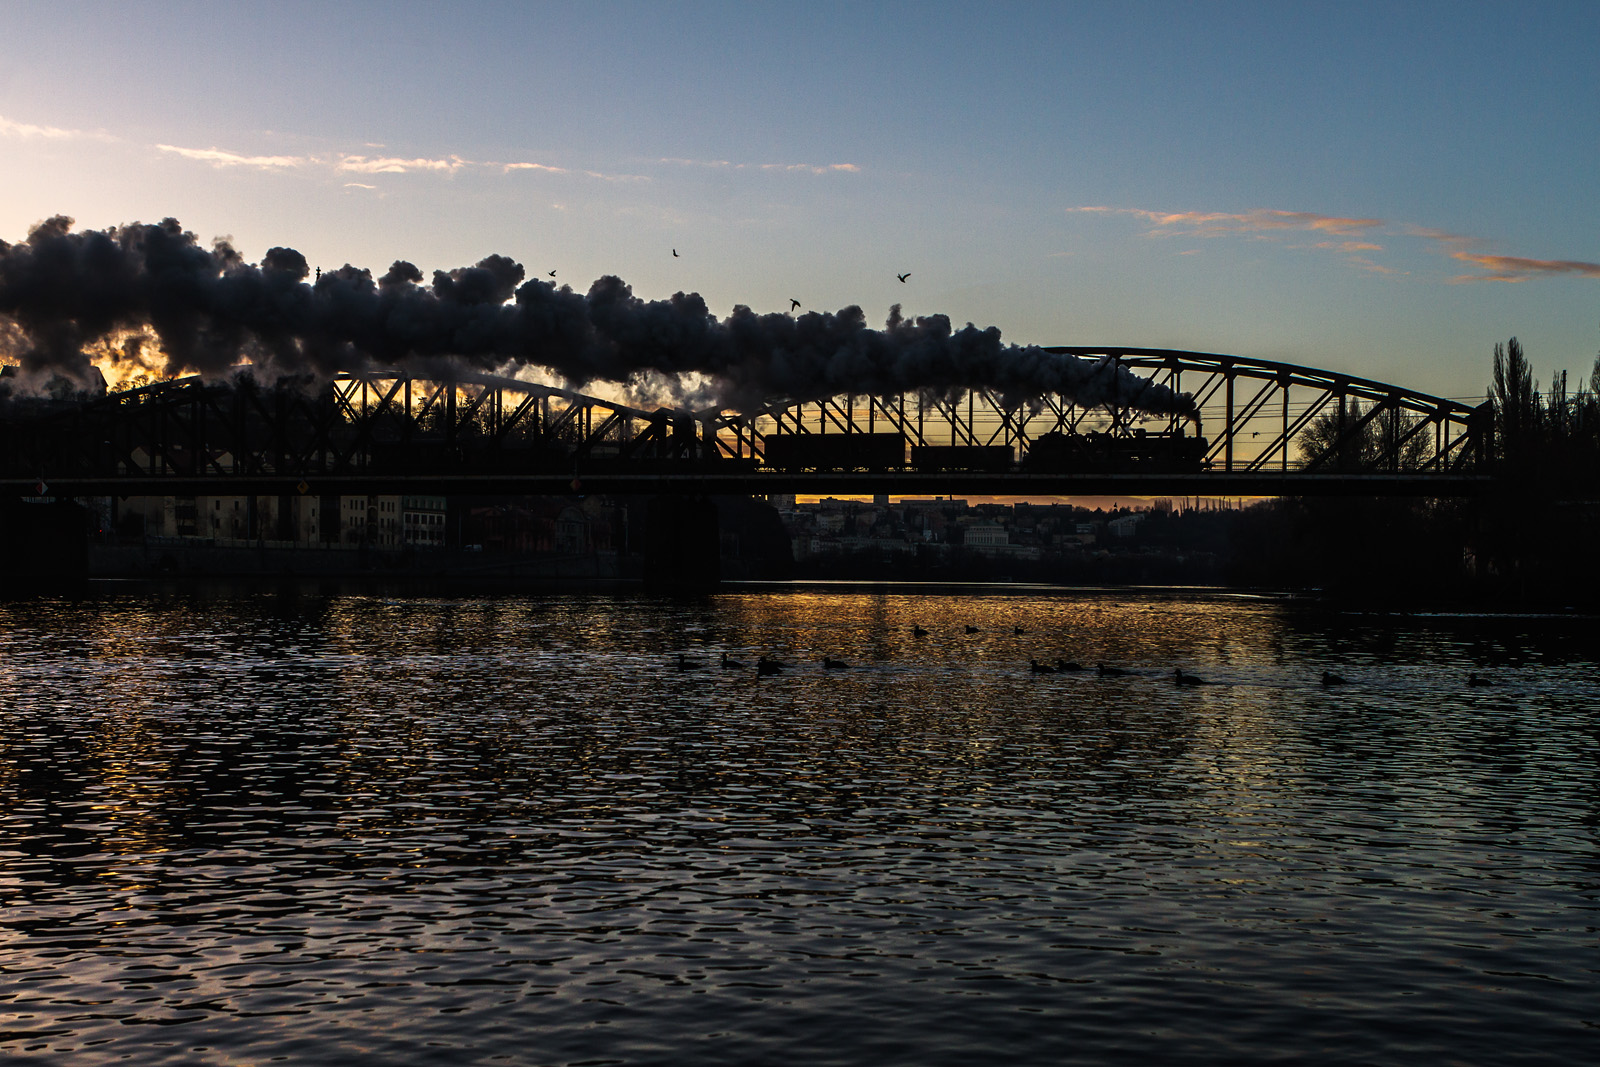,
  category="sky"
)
[2,0,1598,406]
